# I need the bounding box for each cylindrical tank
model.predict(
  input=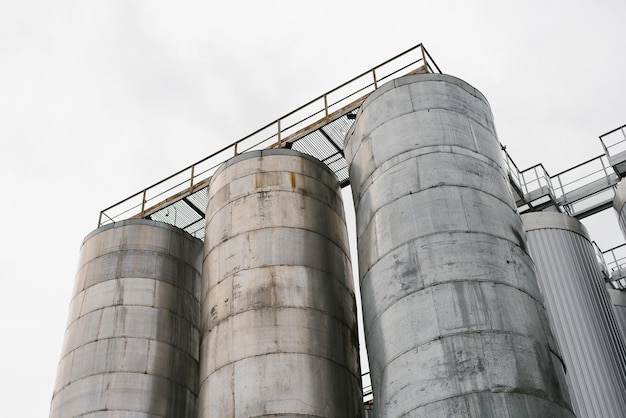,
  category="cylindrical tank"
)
[50,219,203,417]
[344,73,574,417]
[523,211,626,418]
[614,180,626,239]
[198,149,363,417]
[608,288,626,341]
